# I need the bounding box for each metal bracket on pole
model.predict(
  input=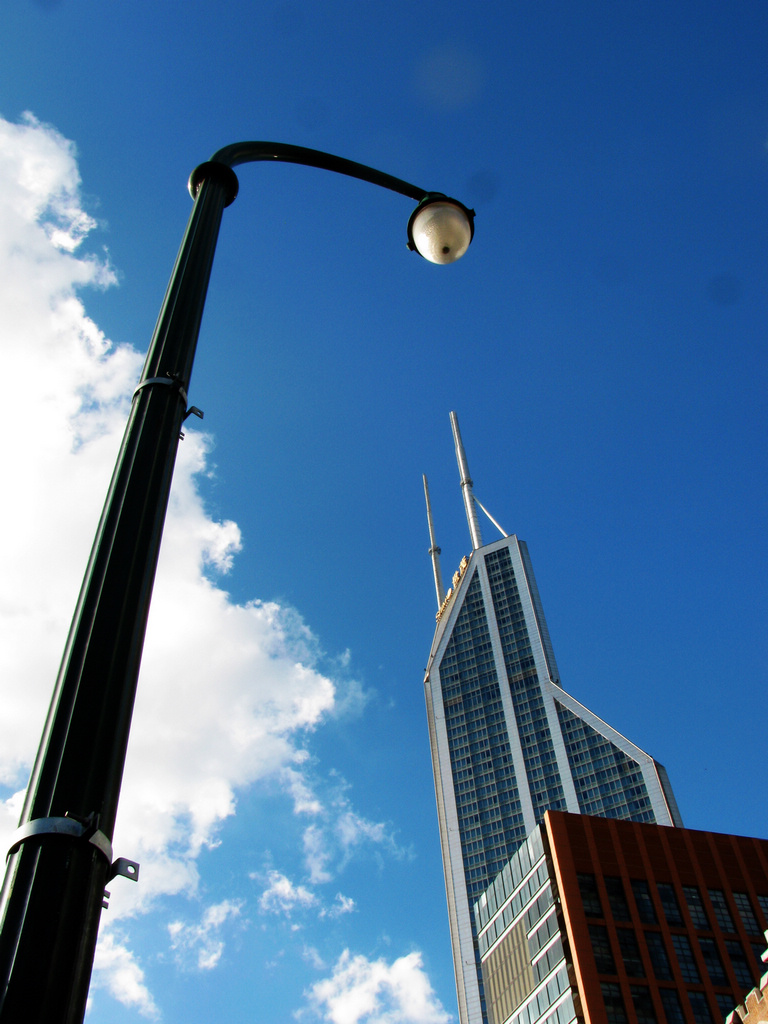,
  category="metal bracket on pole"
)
[6,817,139,910]
[108,857,140,883]
[102,858,140,911]
[179,404,204,440]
